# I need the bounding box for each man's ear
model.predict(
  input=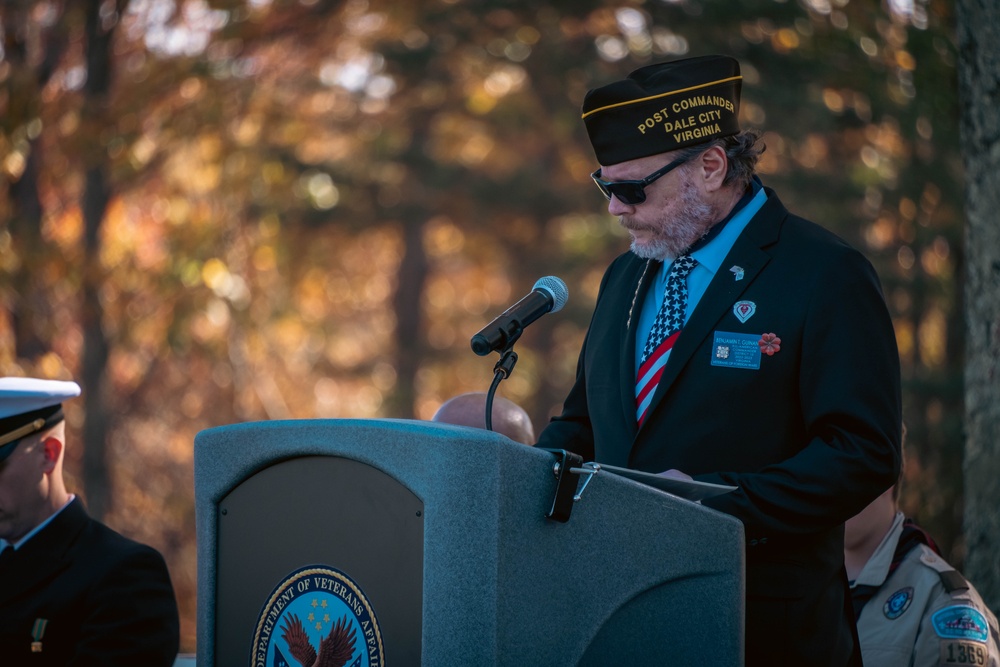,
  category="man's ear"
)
[696,144,729,192]
[40,436,63,473]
